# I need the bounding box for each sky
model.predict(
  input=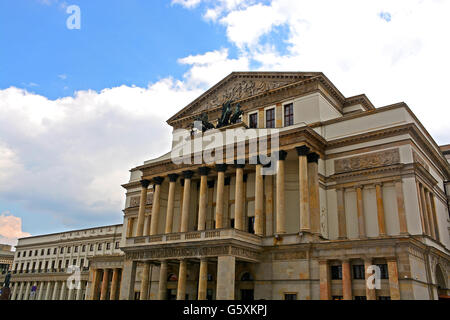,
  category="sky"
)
[0,0,449,248]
